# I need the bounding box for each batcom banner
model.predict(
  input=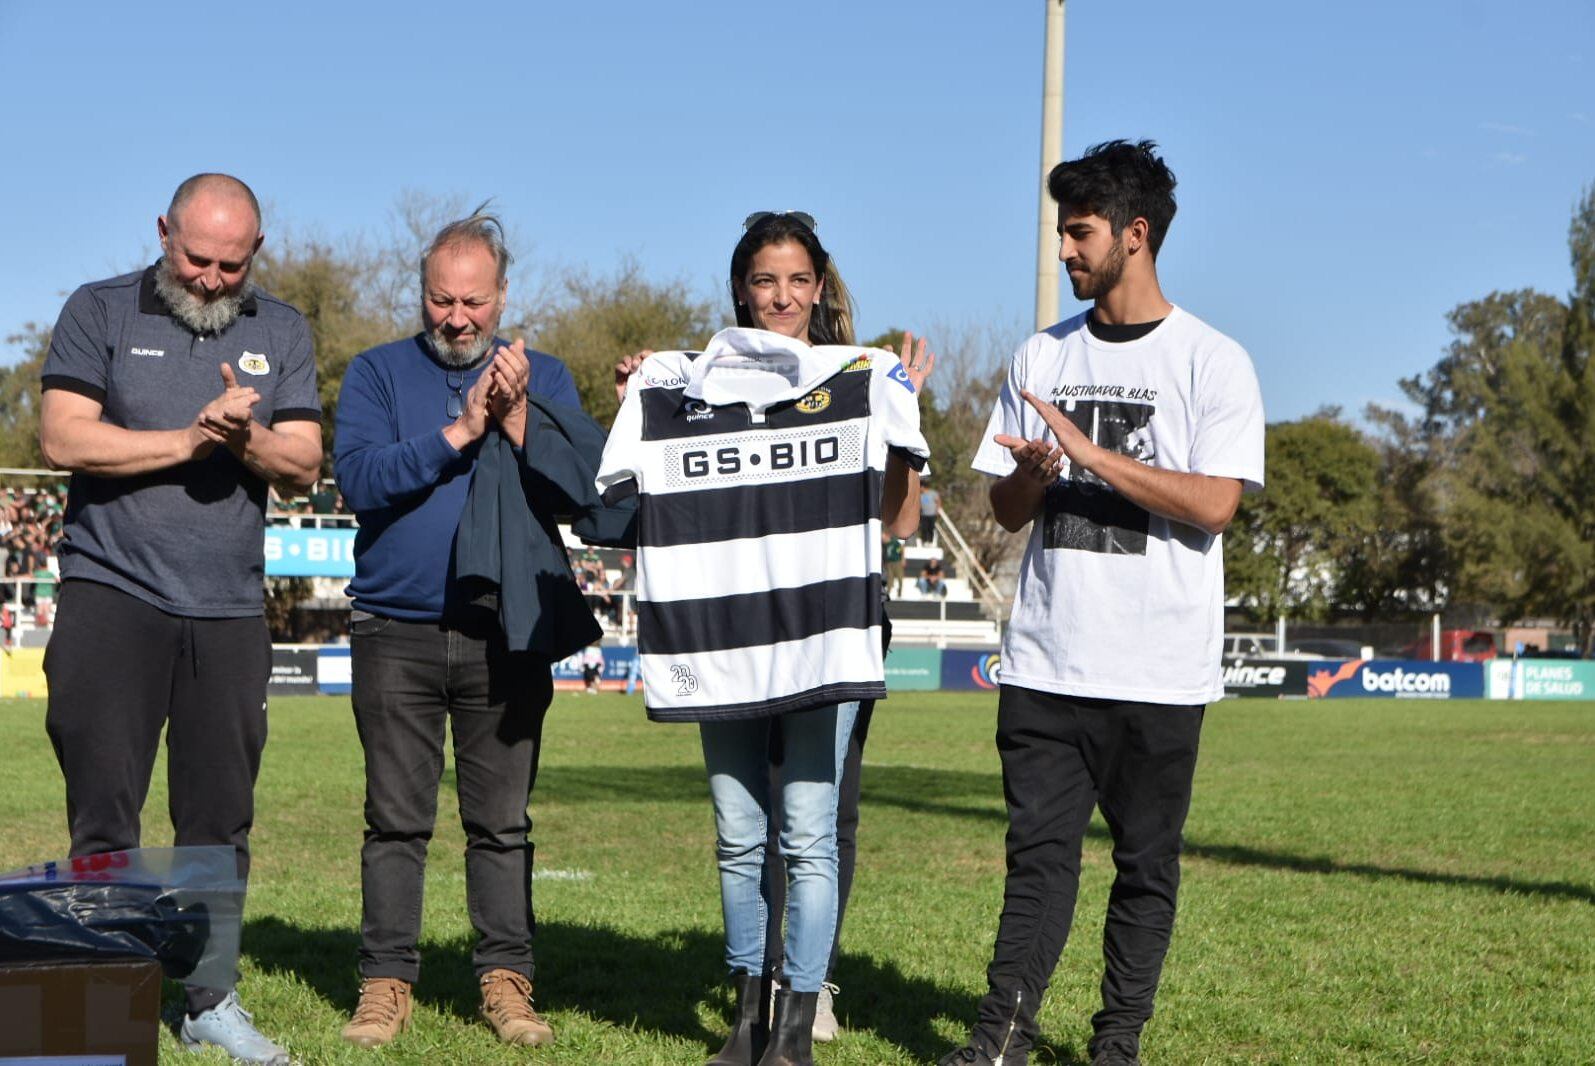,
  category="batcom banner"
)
[1307,659,1484,700]
[940,648,1002,691]
[264,528,357,577]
